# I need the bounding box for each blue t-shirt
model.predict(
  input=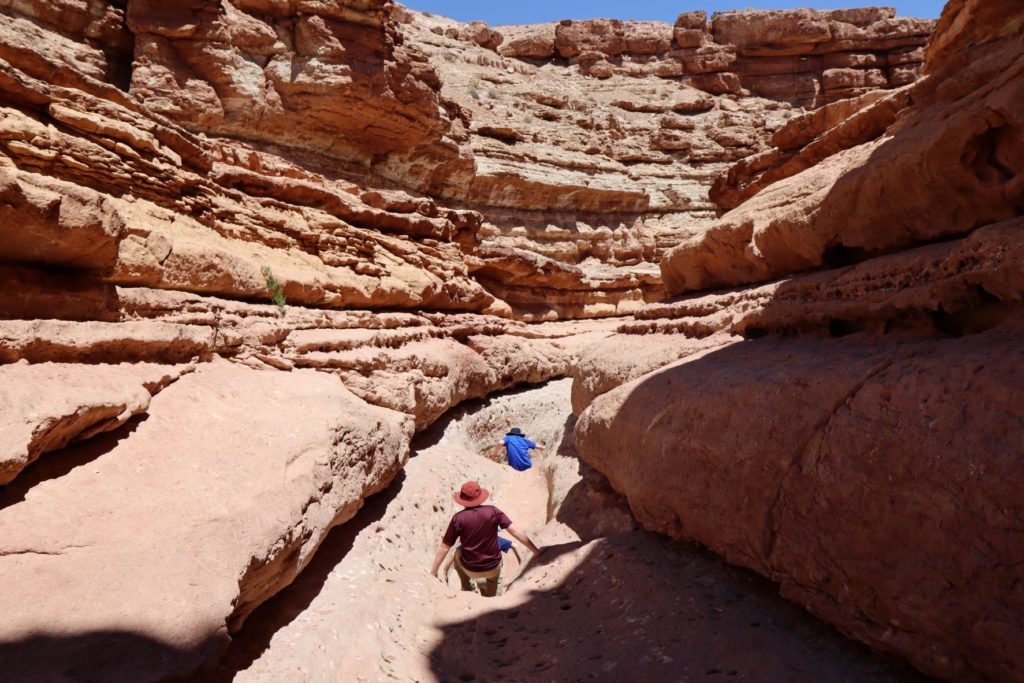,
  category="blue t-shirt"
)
[503,434,536,471]
[459,535,512,553]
